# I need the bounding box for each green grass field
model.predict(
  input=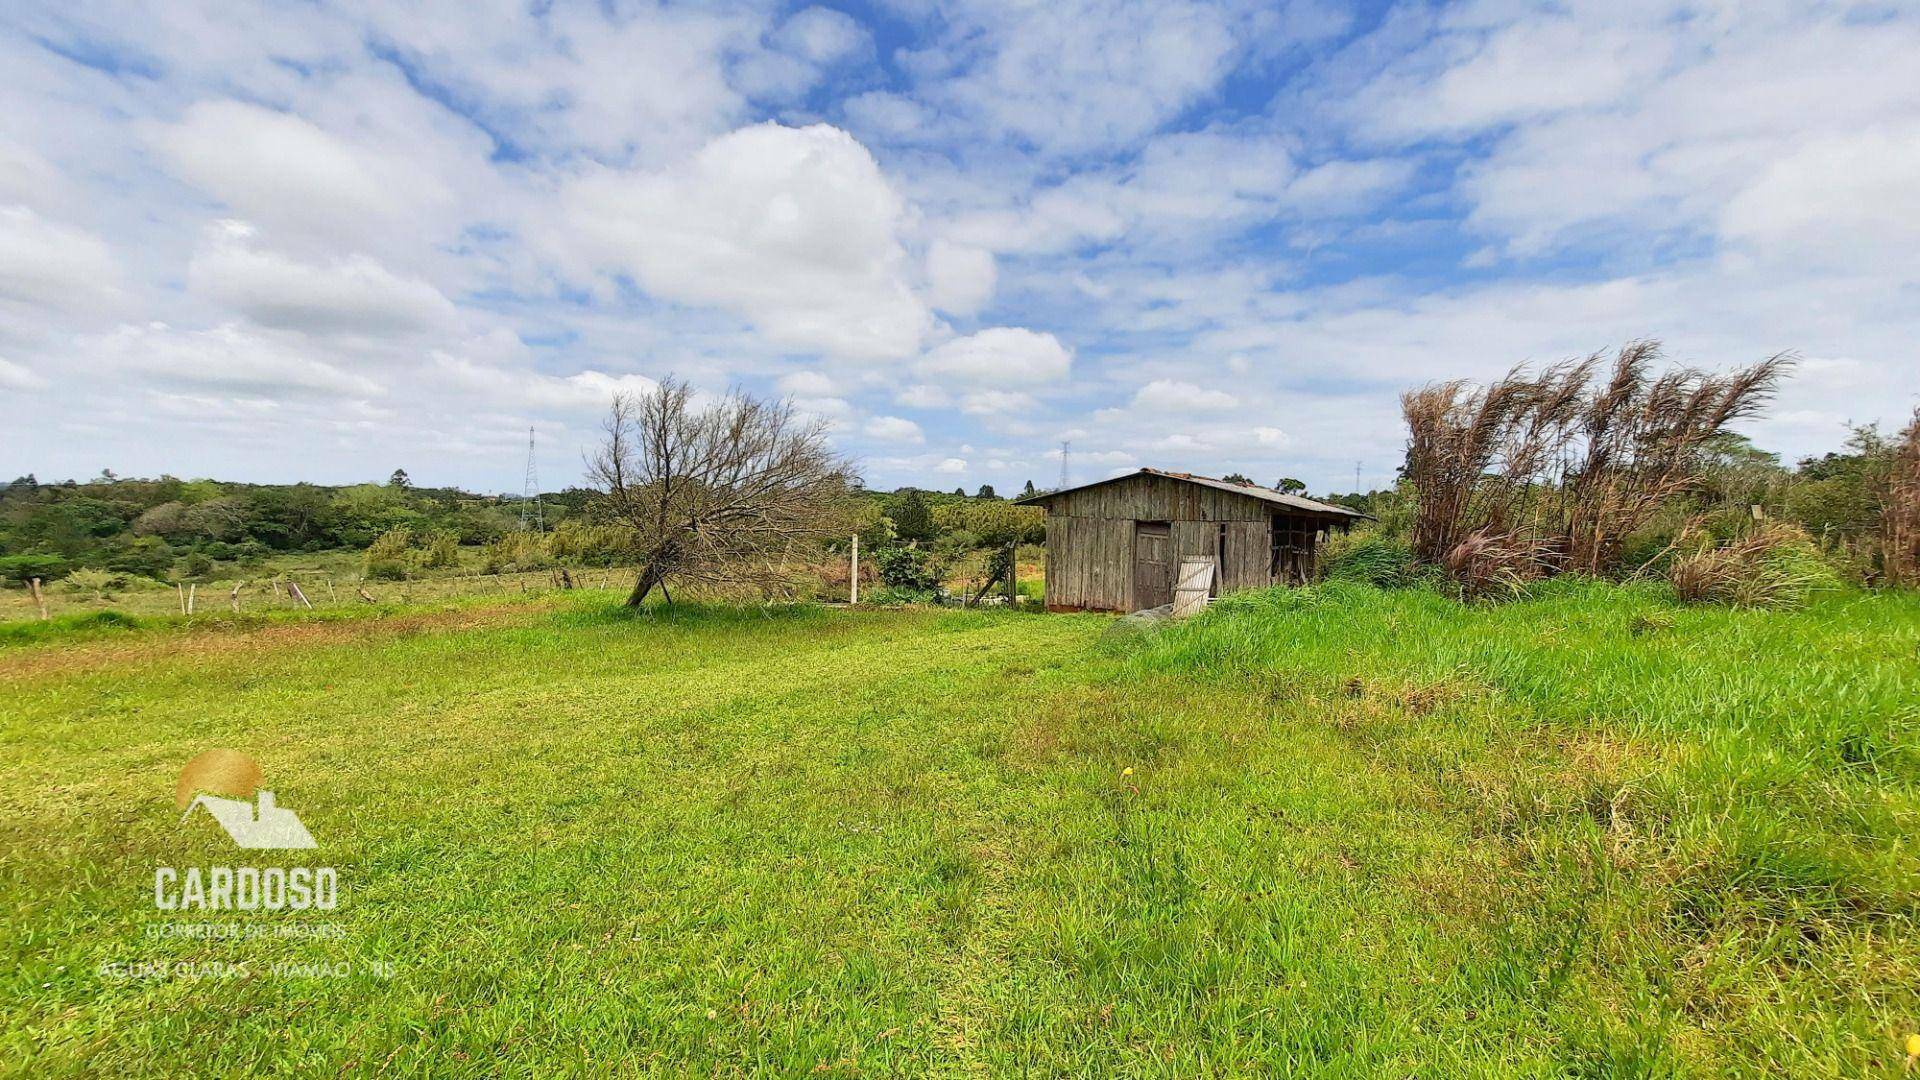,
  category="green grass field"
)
[2,583,1916,1076]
